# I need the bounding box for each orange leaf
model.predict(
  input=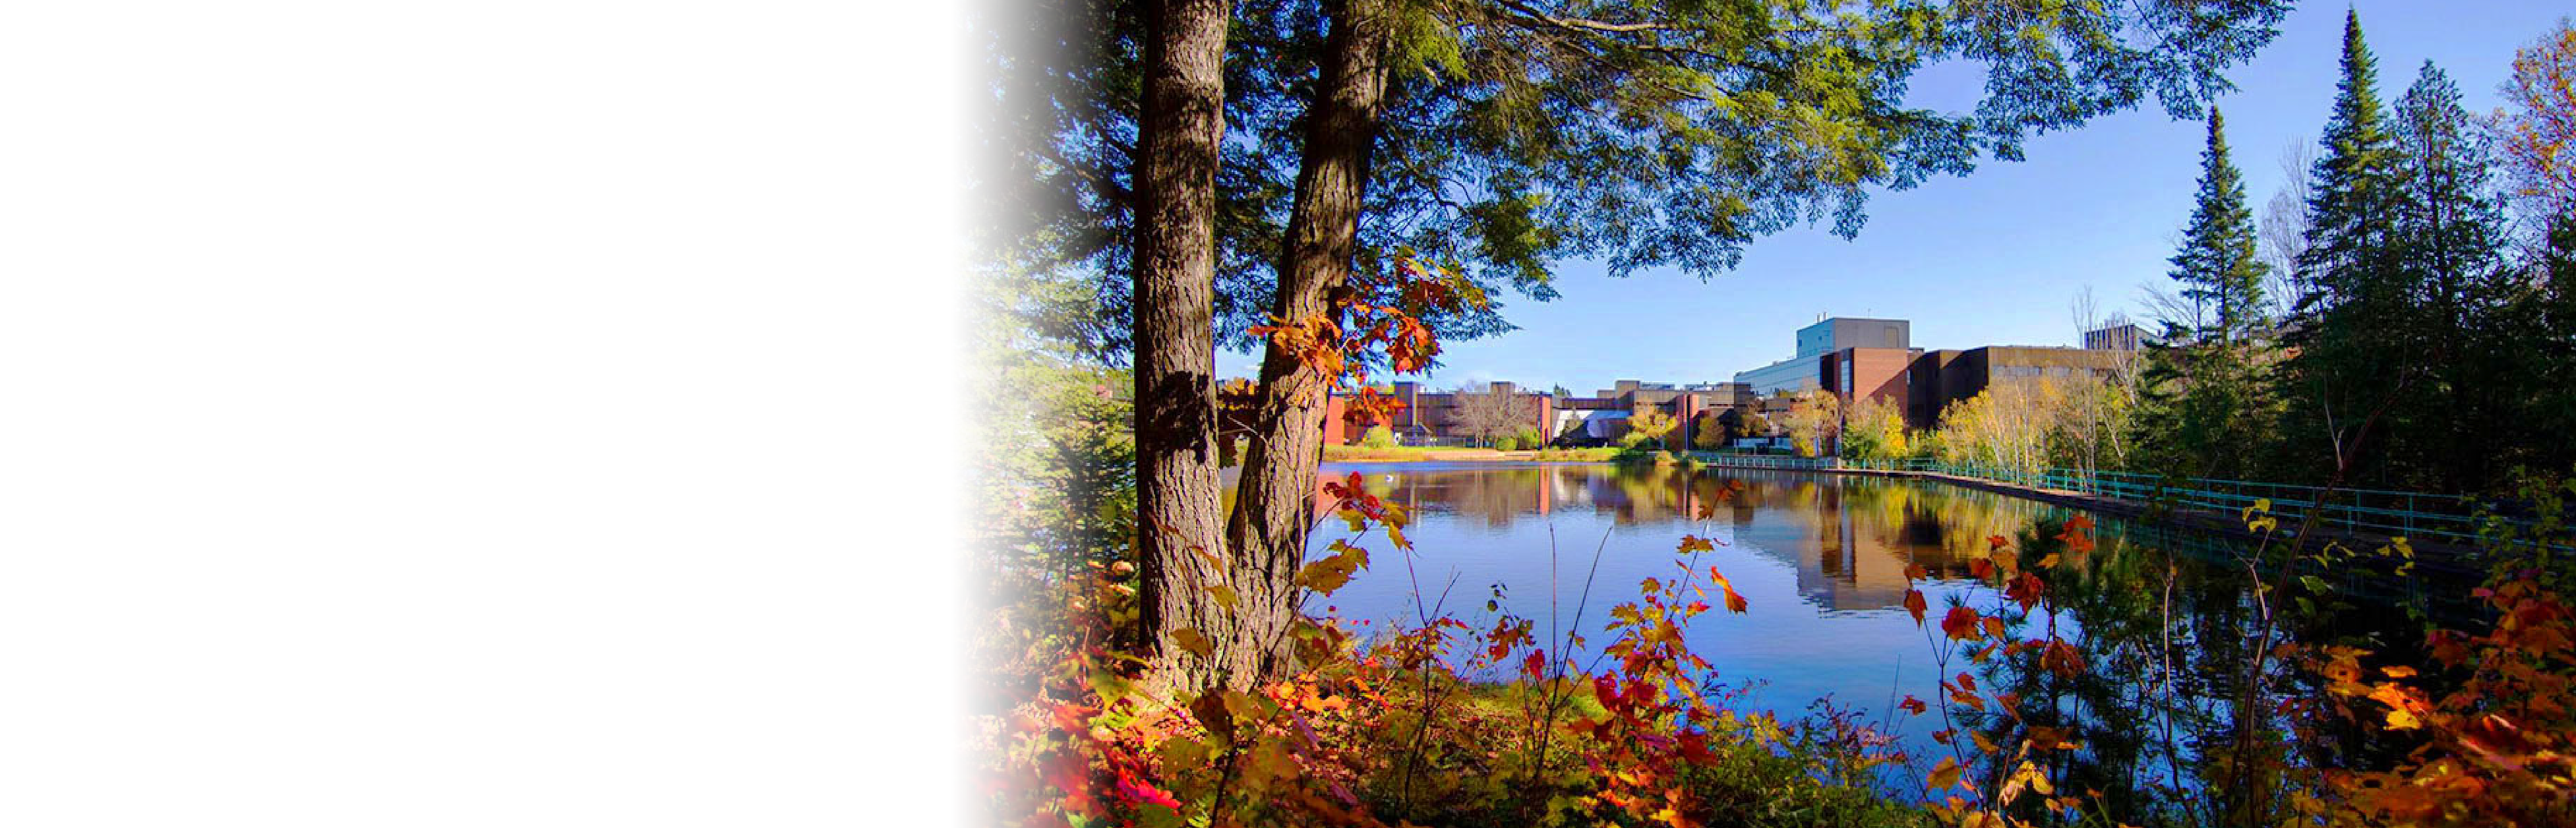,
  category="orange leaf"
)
[1943,606,1984,641]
